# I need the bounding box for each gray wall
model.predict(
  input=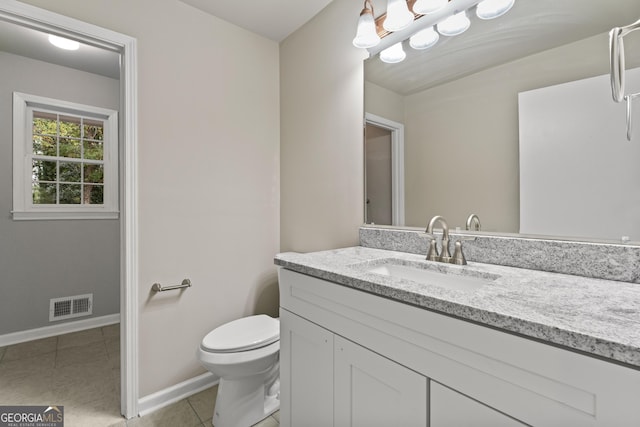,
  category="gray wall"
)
[0,51,120,335]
